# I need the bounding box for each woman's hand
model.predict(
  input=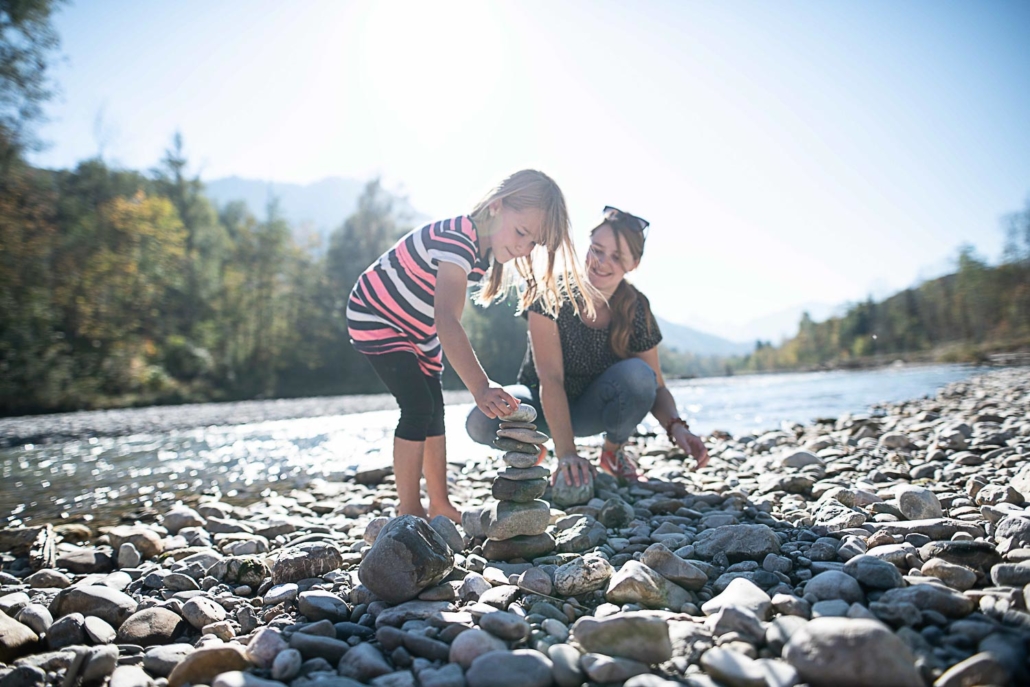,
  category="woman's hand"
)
[474,383,519,419]
[672,424,710,469]
[554,453,595,487]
